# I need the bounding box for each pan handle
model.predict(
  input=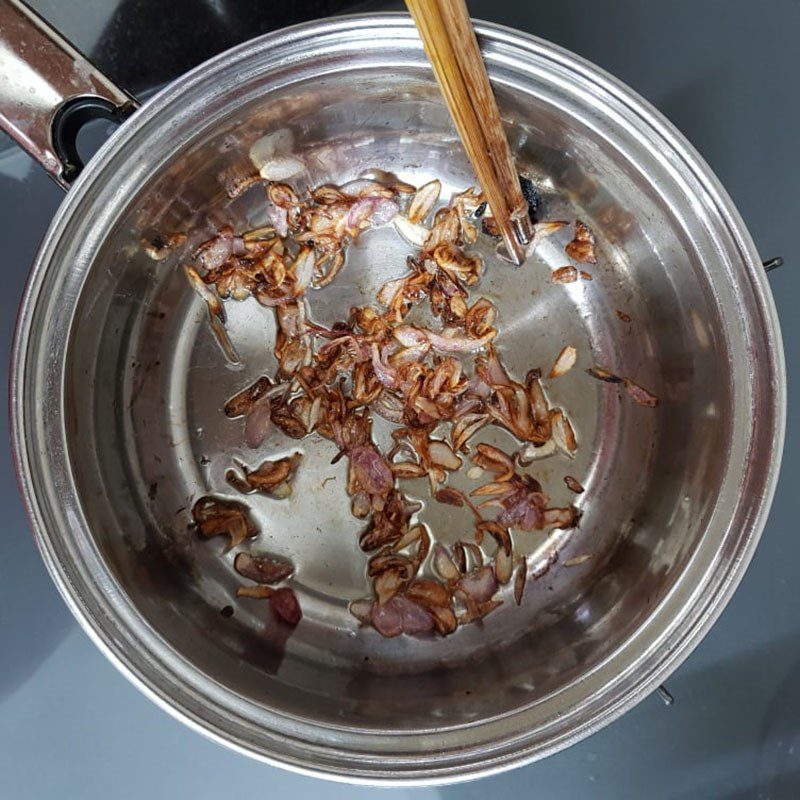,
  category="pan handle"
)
[0,0,139,190]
